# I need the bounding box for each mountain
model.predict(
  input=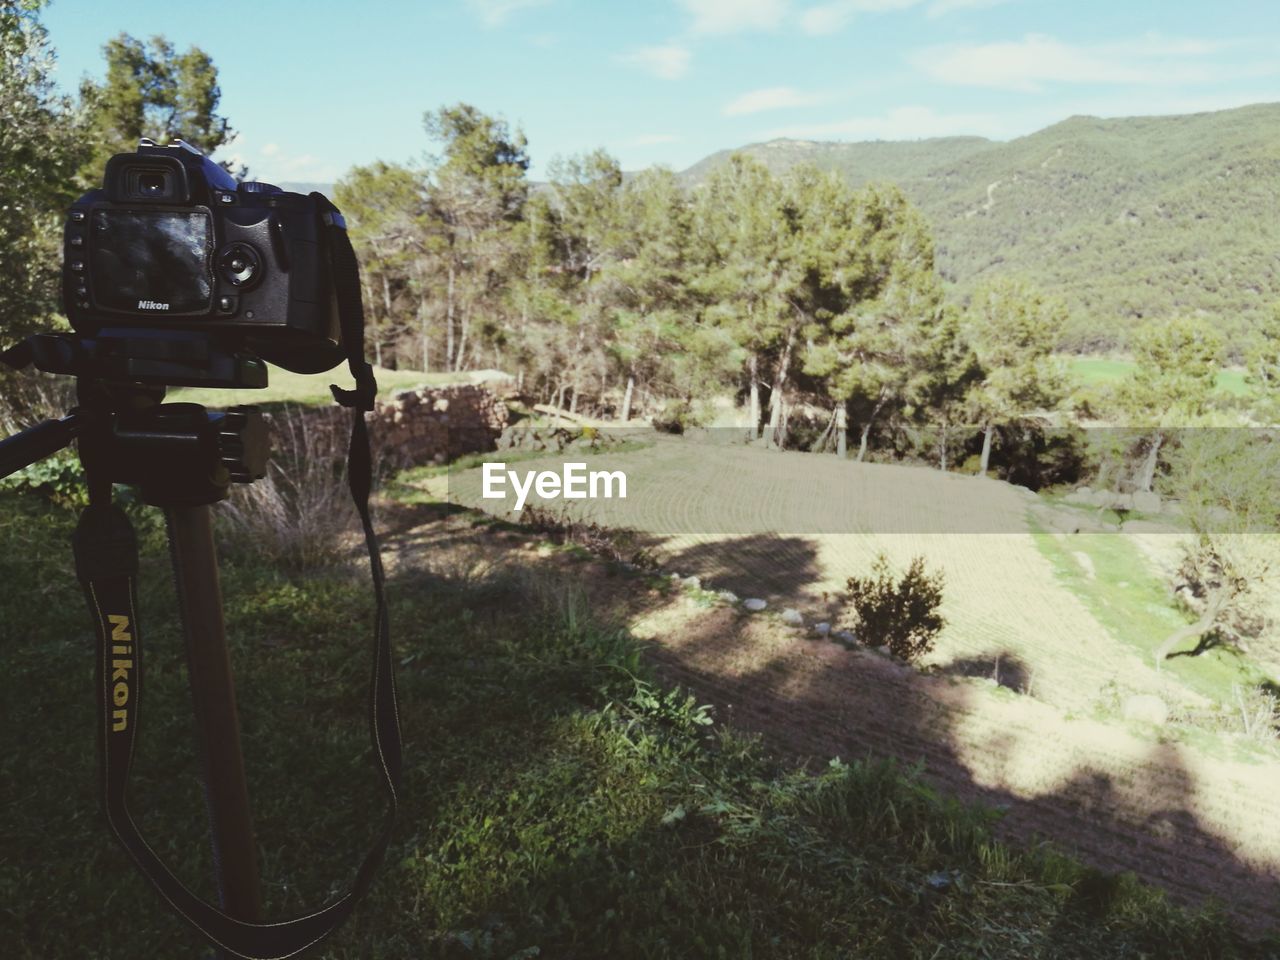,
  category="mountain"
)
[679,102,1280,350]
